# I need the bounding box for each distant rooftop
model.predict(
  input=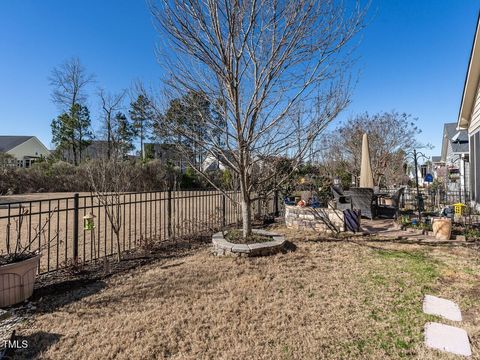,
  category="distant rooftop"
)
[444,123,469,154]
[0,136,34,152]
